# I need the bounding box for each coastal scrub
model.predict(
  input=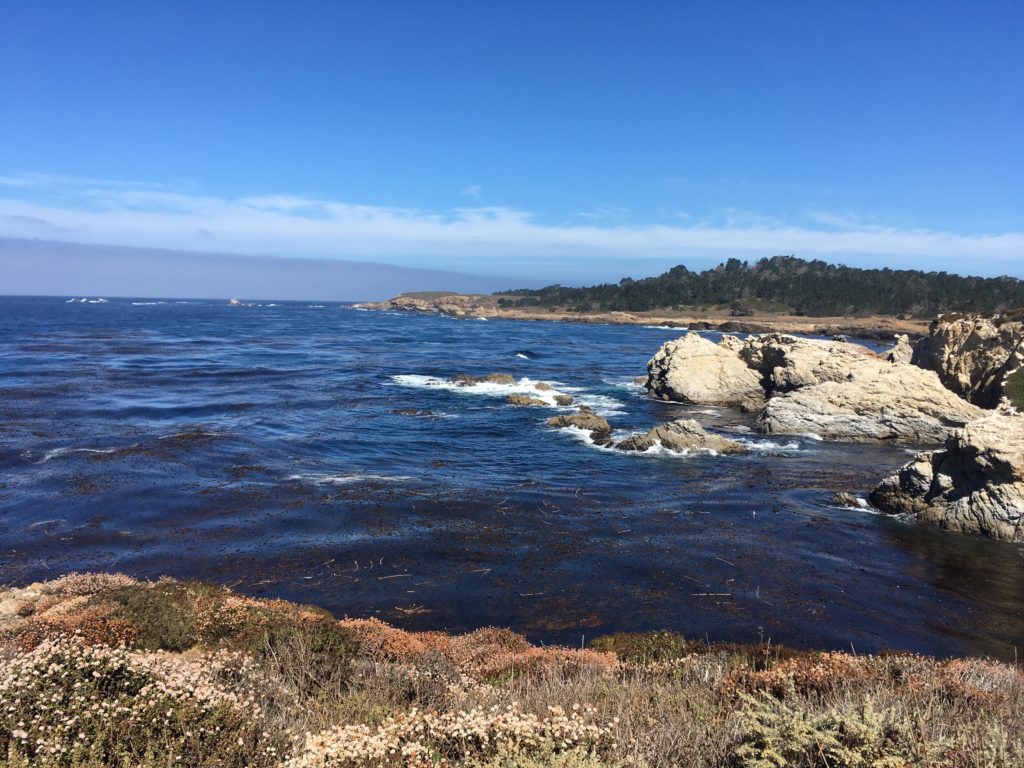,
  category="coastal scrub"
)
[1,574,1021,767]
